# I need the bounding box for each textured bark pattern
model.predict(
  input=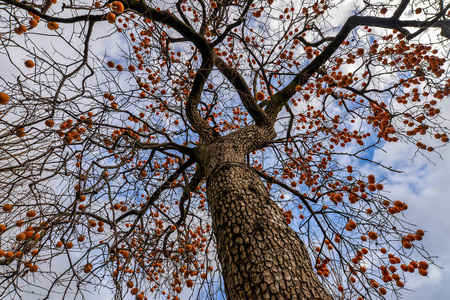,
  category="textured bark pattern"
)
[199,126,332,300]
